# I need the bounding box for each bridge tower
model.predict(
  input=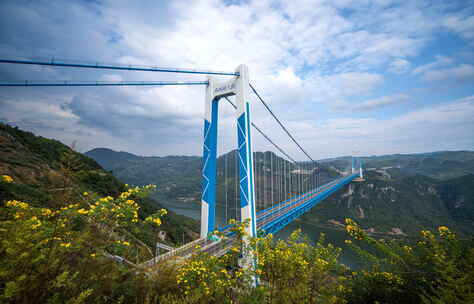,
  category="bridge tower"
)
[200,65,257,240]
